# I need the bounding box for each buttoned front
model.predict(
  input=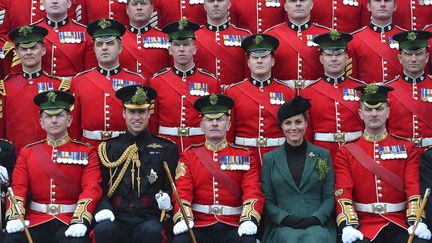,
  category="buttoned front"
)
[120,25,169,78]
[311,0,369,33]
[153,0,206,29]
[149,67,221,152]
[334,134,420,240]
[231,0,287,34]
[225,78,295,163]
[79,0,129,25]
[349,24,404,83]
[71,67,146,146]
[265,22,329,81]
[195,22,250,86]
[393,0,432,30]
